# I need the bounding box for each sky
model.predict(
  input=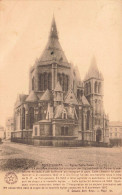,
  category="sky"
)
[0,0,122,126]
